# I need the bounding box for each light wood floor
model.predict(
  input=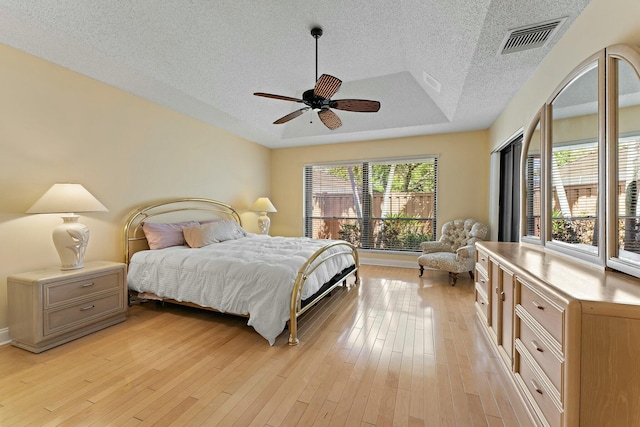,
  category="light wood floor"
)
[0,265,534,426]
